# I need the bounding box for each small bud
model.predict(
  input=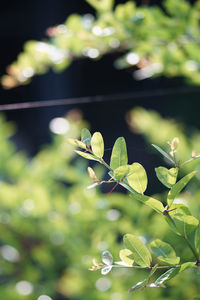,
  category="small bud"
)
[87,167,100,183]
[92,258,99,267]
[171,137,179,151]
[192,151,196,158]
